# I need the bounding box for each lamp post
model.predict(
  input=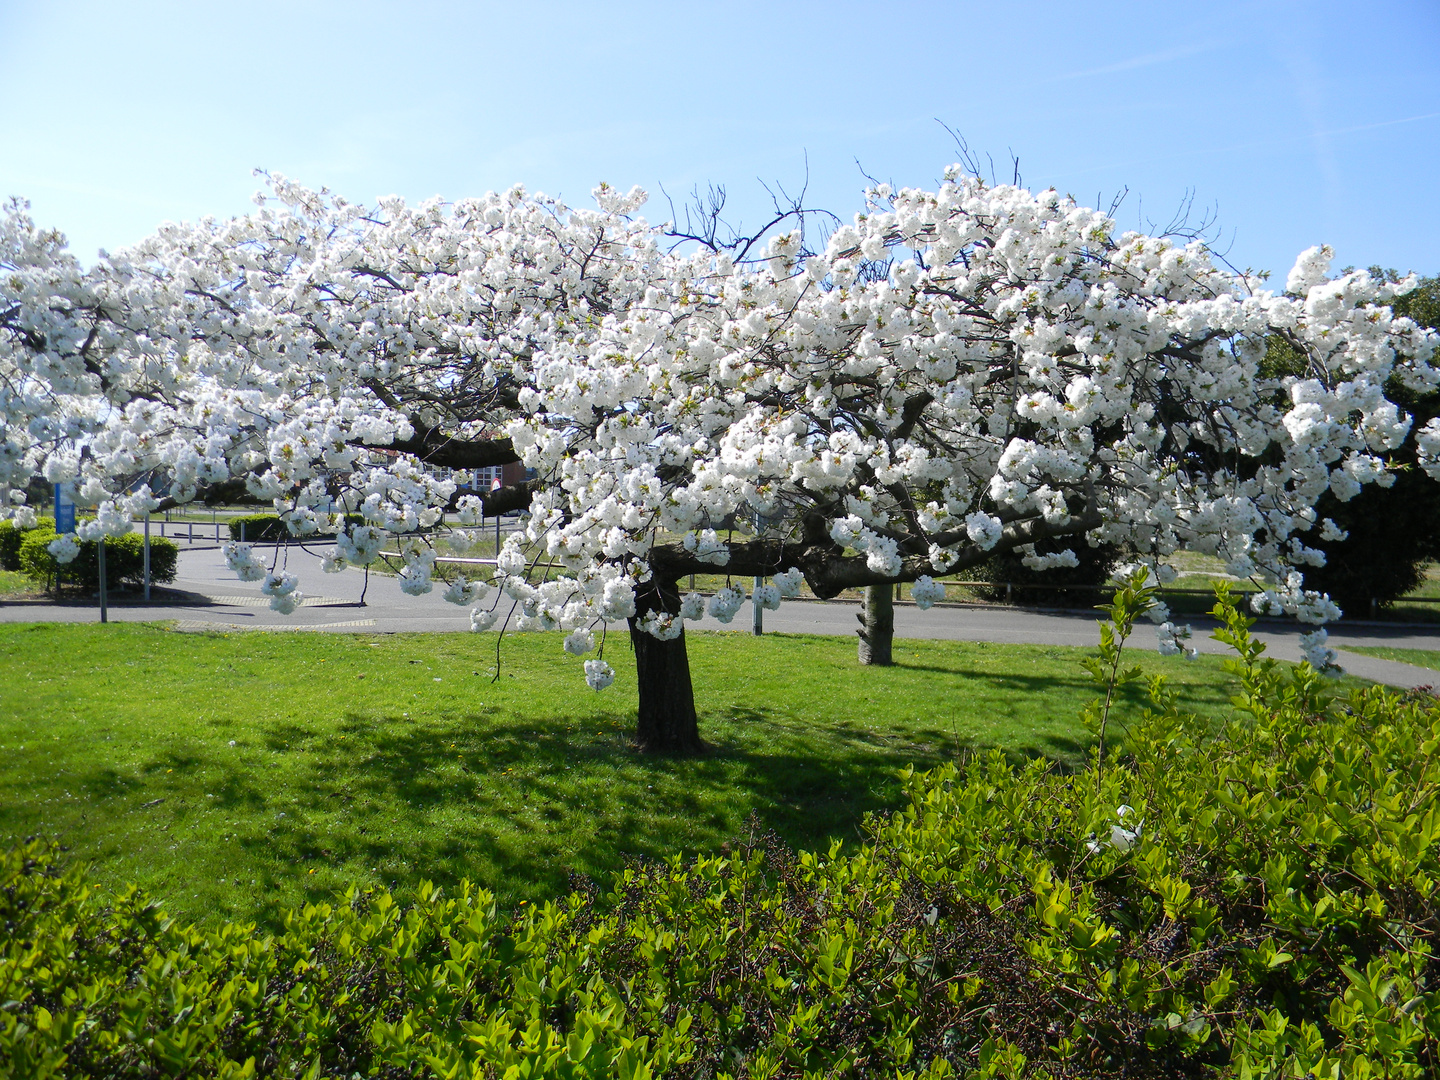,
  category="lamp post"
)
[143,512,151,602]
[98,539,108,623]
